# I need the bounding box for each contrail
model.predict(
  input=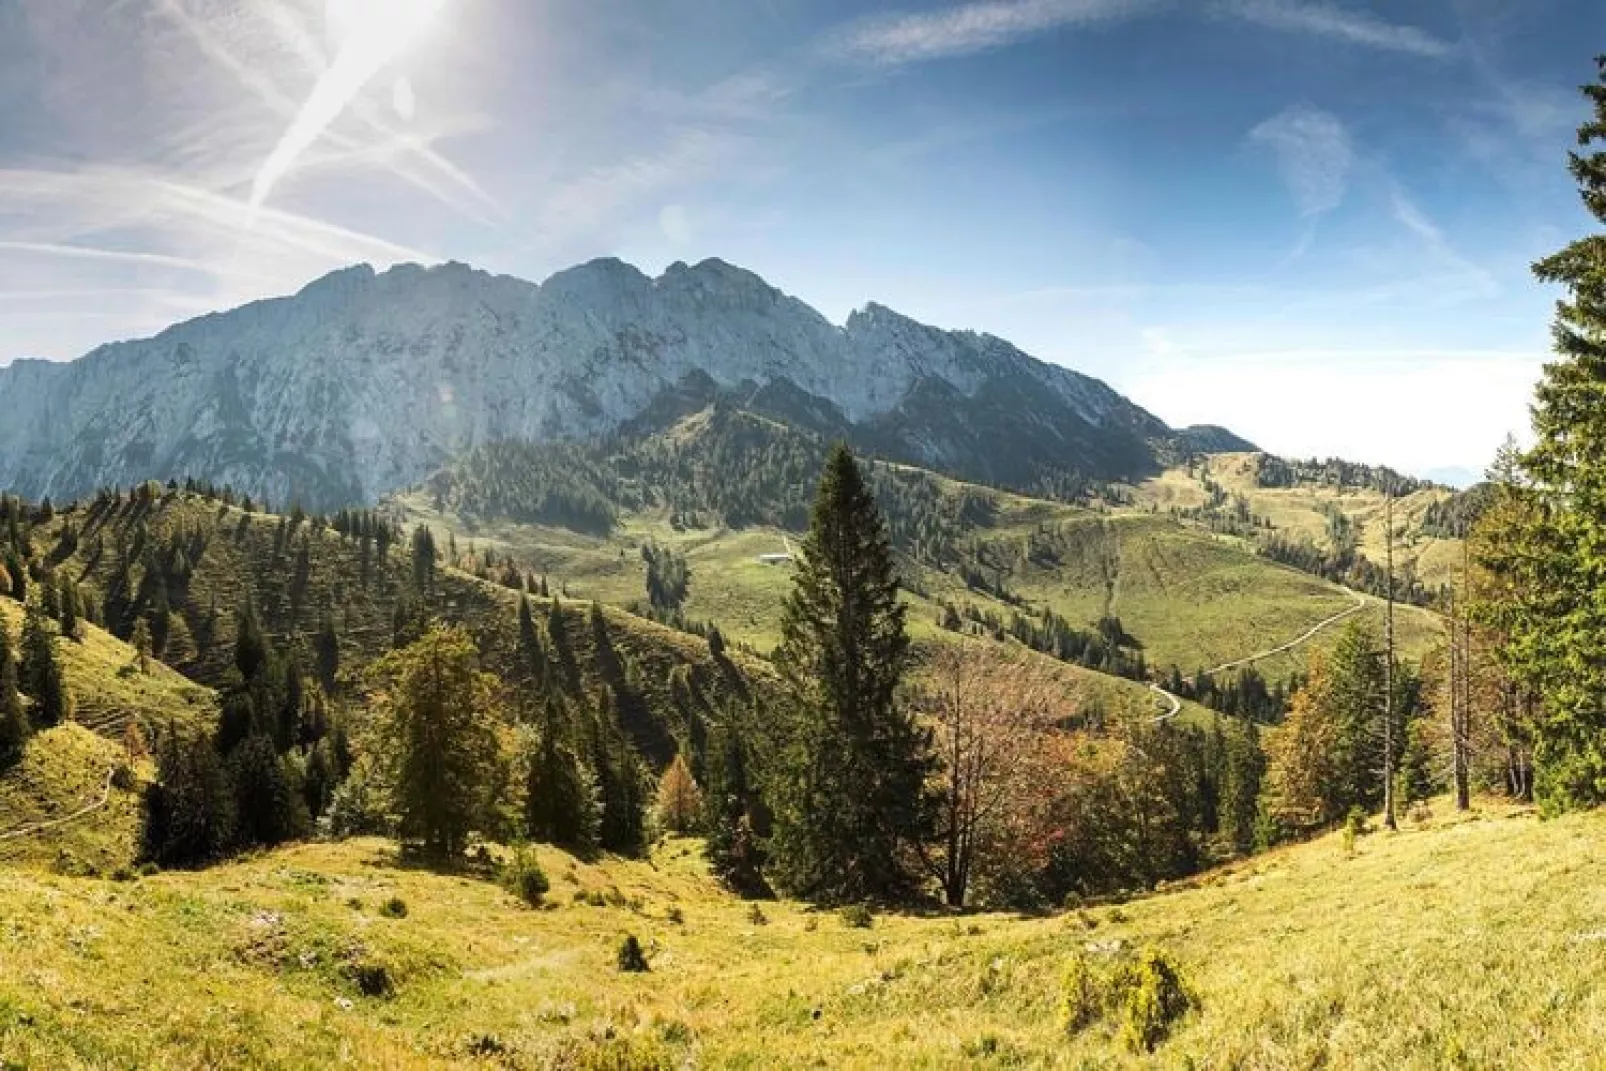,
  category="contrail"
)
[249,0,448,217]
